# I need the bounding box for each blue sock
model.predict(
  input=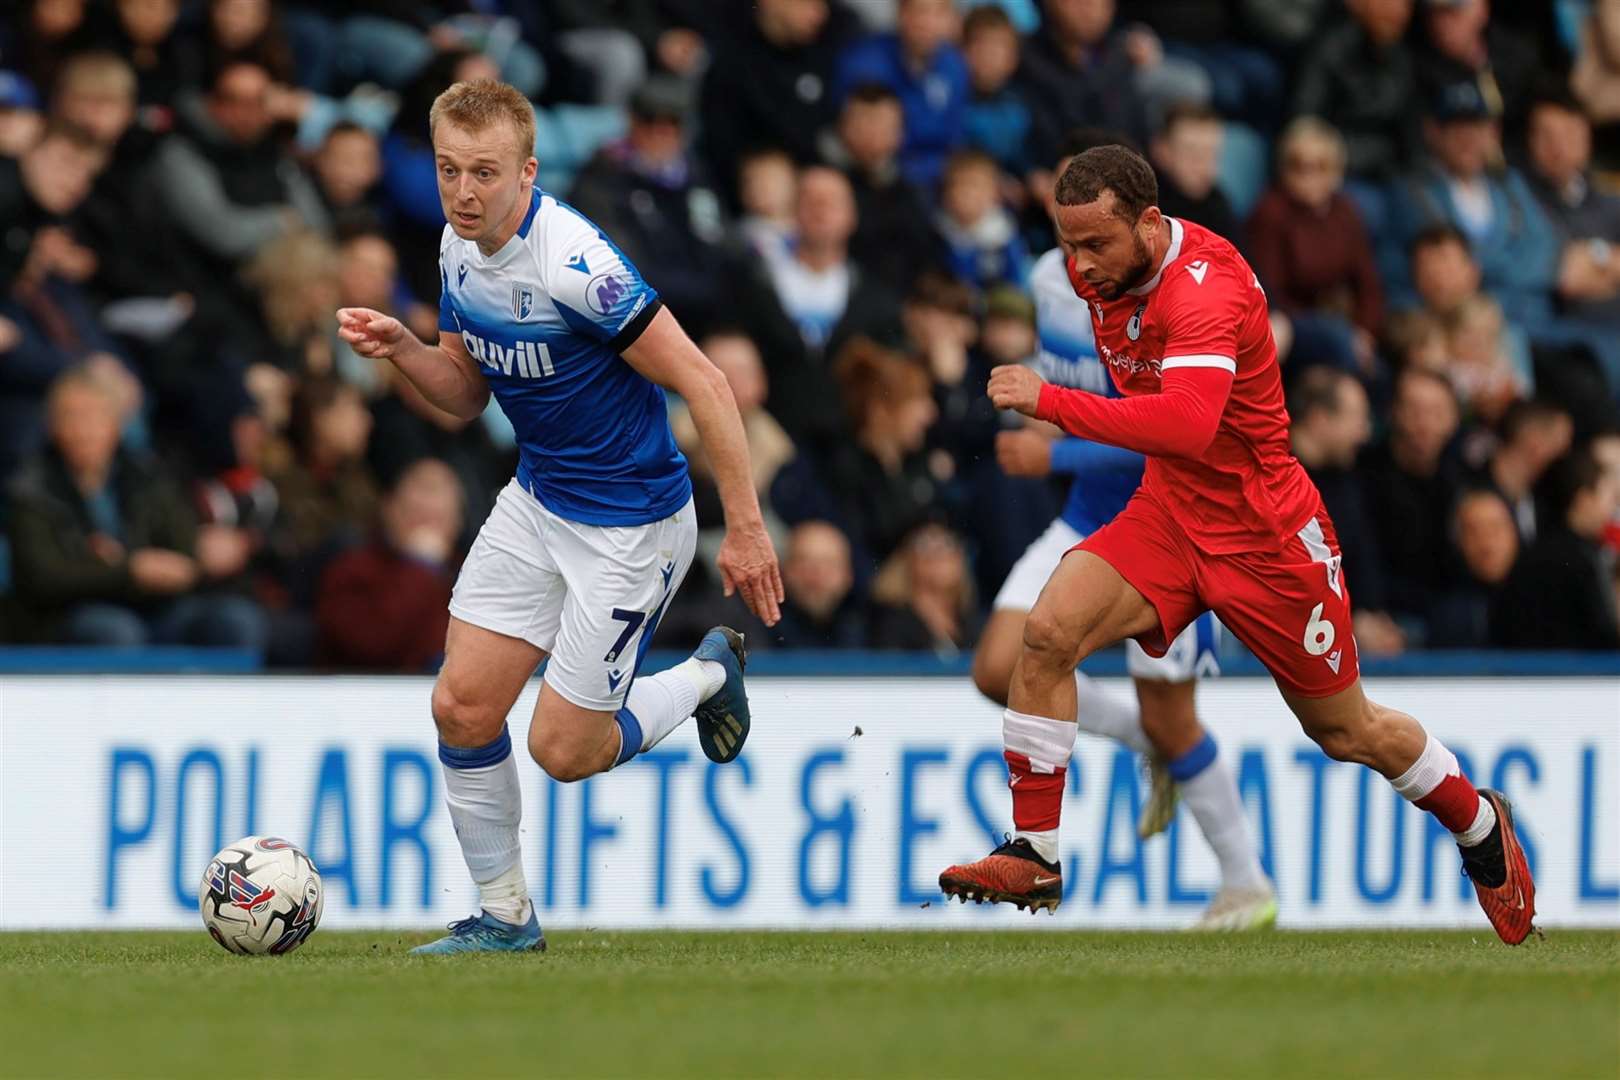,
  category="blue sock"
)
[613,707,644,767]
[438,725,513,768]
[1167,732,1219,783]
